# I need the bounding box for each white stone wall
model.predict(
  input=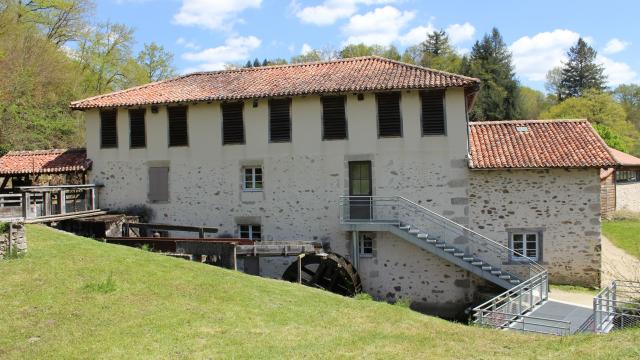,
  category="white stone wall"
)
[468,168,601,287]
[616,182,640,212]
